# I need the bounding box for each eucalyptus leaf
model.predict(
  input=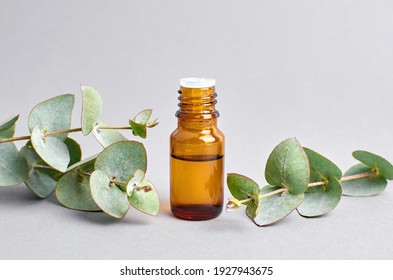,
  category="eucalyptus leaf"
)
[265,138,309,194]
[126,169,145,196]
[0,142,28,186]
[146,118,159,128]
[31,125,70,172]
[56,171,100,211]
[90,170,129,218]
[64,138,82,167]
[246,191,260,219]
[133,109,152,125]
[0,115,19,135]
[297,177,342,217]
[128,180,160,216]
[20,144,58,198]
[253,185,304,226]
[227,173,260,204]
[130,121,147,139]
[353,150,393,180]
[304,148,342,182]
[28,94,74,141]
[0,125,15,139]
[81,85,104,136]
[92,121,127,147]
[95,141,147,183]
[342,163,387,196]
[0,115,19,139]
[67,154,98,174]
